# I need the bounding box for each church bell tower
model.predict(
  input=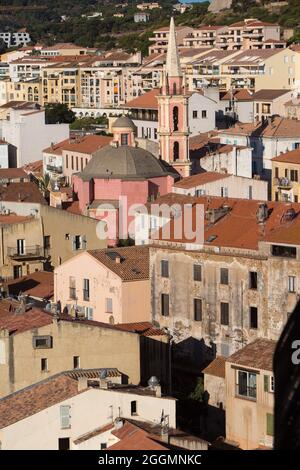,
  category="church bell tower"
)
[157,17,191,178]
